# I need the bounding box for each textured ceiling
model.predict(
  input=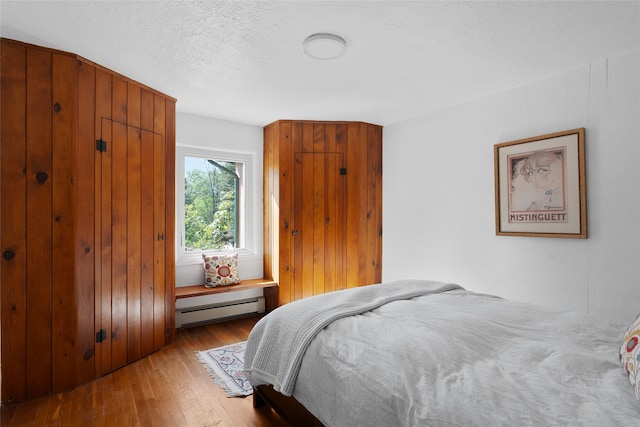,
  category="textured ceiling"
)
[1,1,639,126]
